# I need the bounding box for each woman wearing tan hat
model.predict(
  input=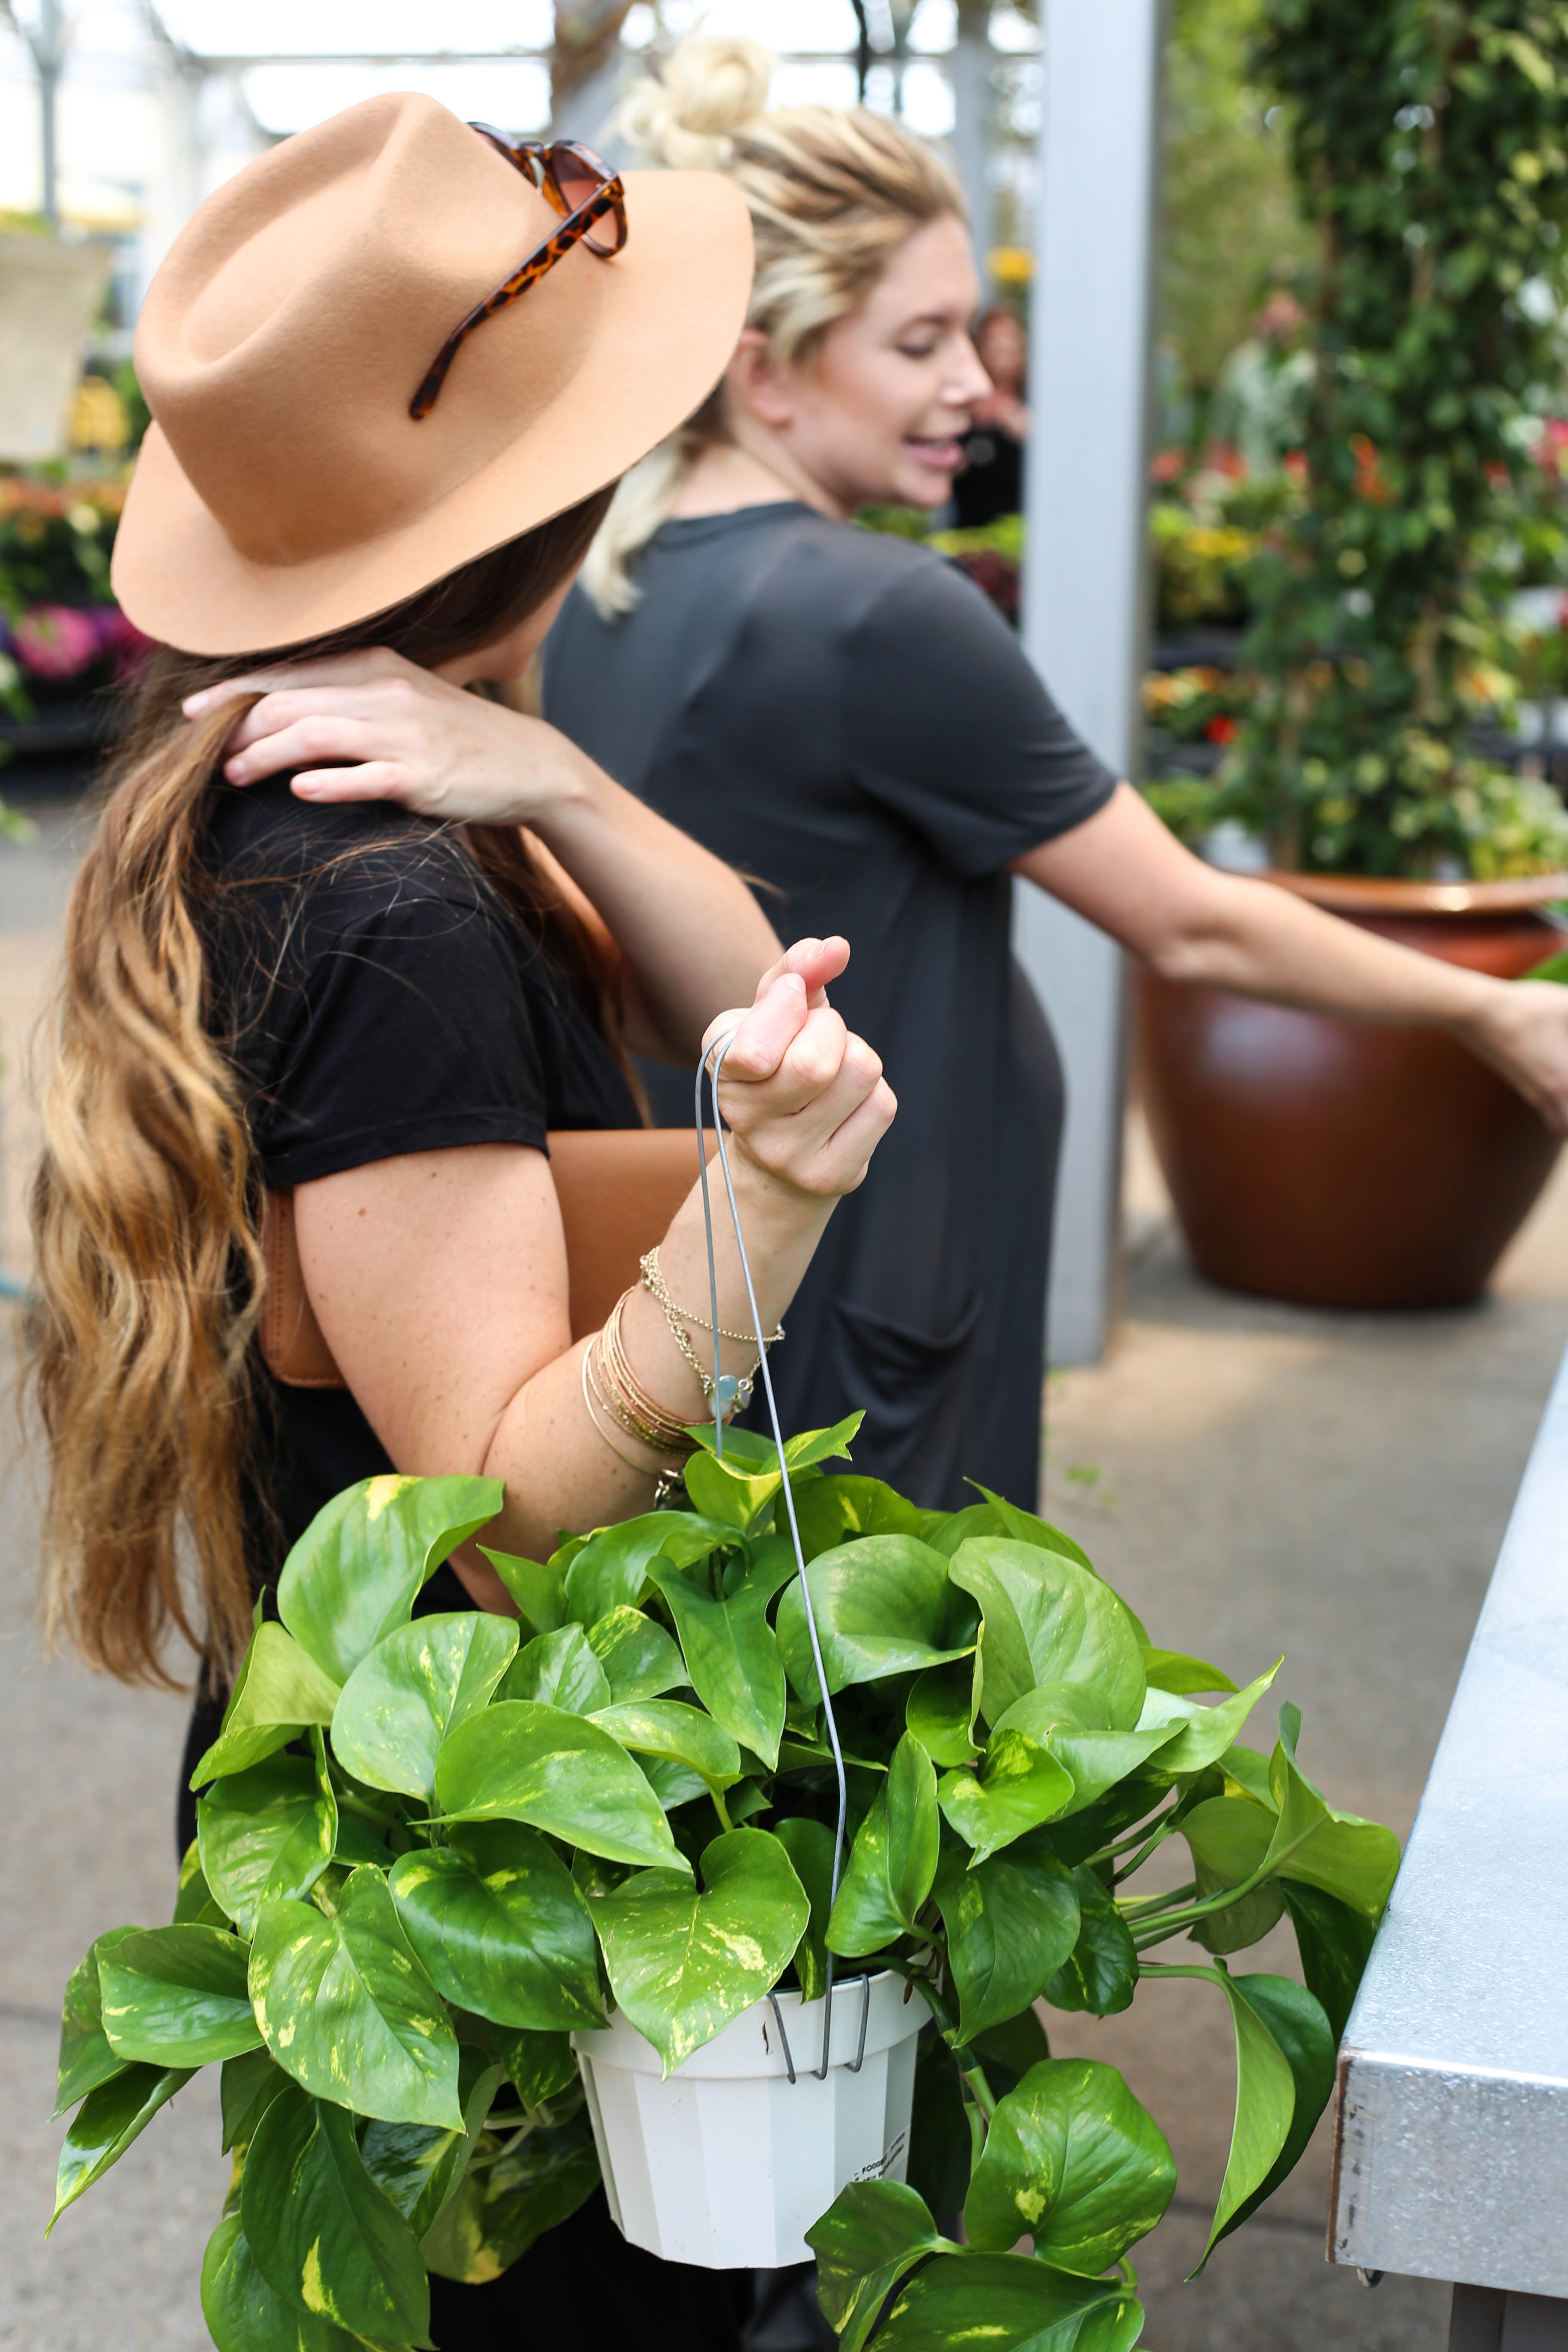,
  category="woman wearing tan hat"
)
[222,40,1568,1522]
[31,93,894,2350]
